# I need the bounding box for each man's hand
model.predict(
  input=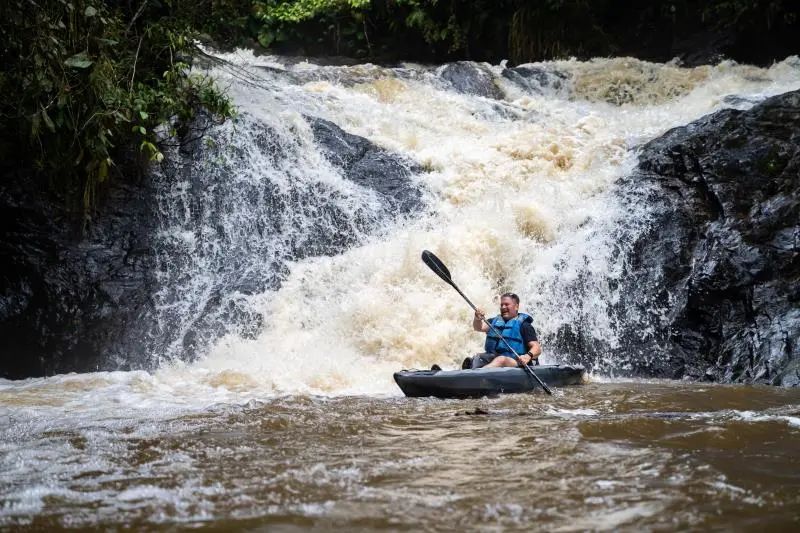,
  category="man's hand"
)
[472,307,489,332]
[518,353,532,366]
[472,307,488,332]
